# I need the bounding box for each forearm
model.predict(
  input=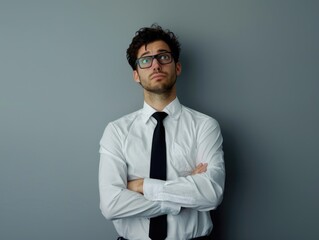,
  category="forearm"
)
[100,184,178,220]
[143,163,225,211]
[99,152,180,220]
[128,162,224,211]
[127,163,208,195]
